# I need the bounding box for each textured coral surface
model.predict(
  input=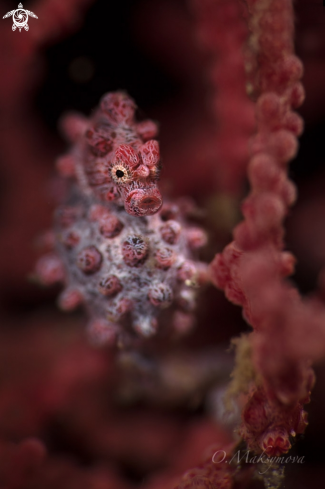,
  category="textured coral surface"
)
[209,0,321,463]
